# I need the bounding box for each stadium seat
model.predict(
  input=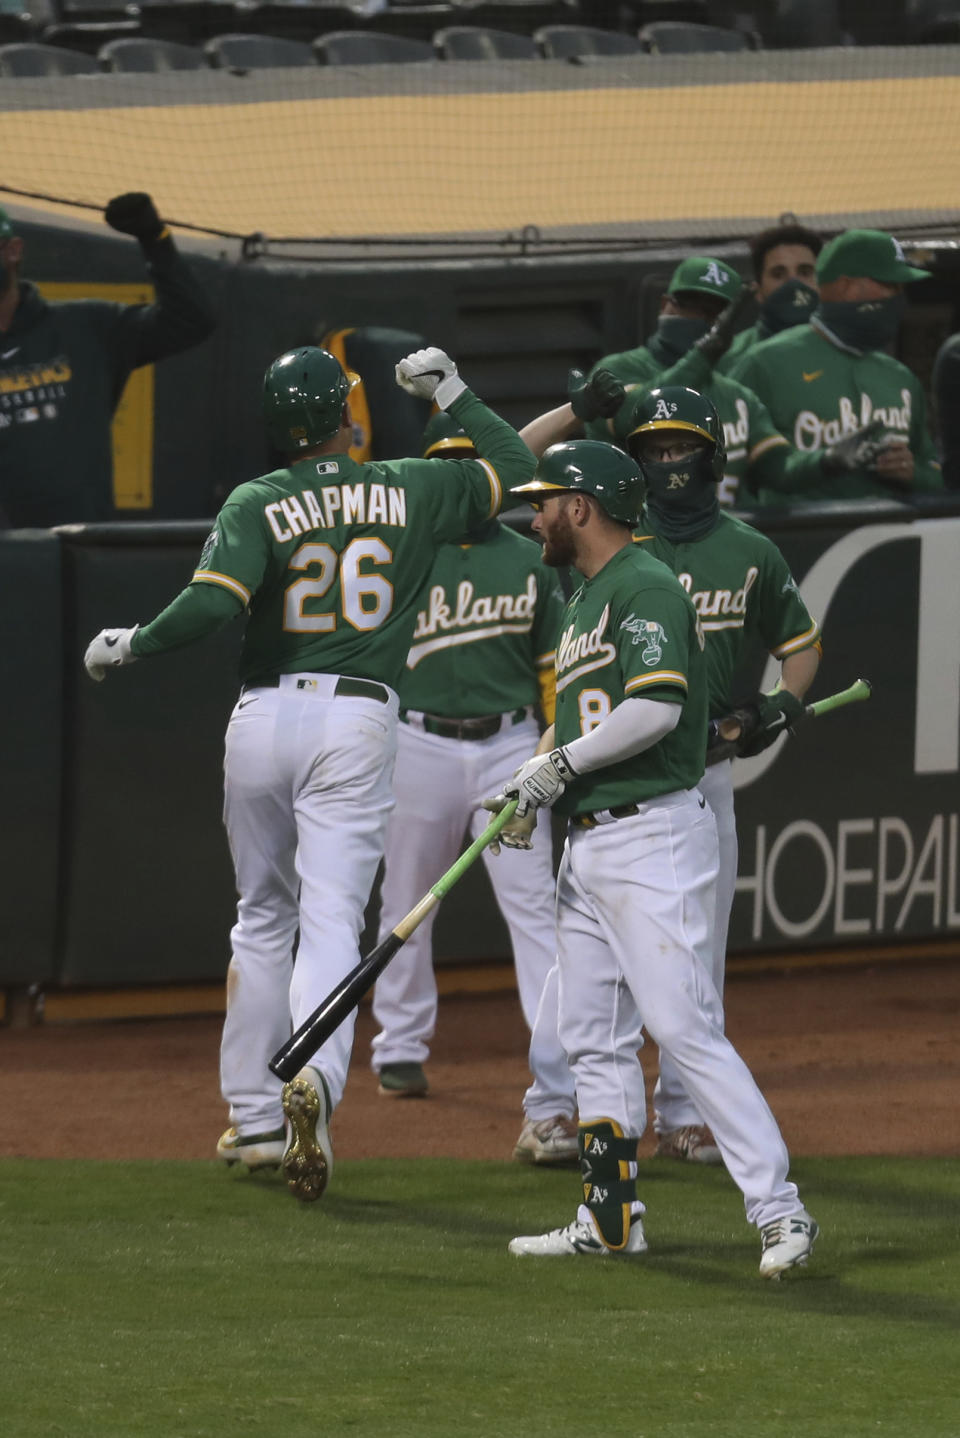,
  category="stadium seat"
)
[449,1,582,36]
[904,0,960,40]
[639,20,754,50]
[205,32,317,67]
[0,39,101,73]
[99,35,206,69]
[434,24,538,56]
[536,23,642,57]
[741,0,845,46]
[41,19,142,54]
[313,29,435,62]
